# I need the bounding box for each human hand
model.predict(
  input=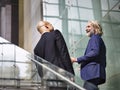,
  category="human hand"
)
[71,57,77,63]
